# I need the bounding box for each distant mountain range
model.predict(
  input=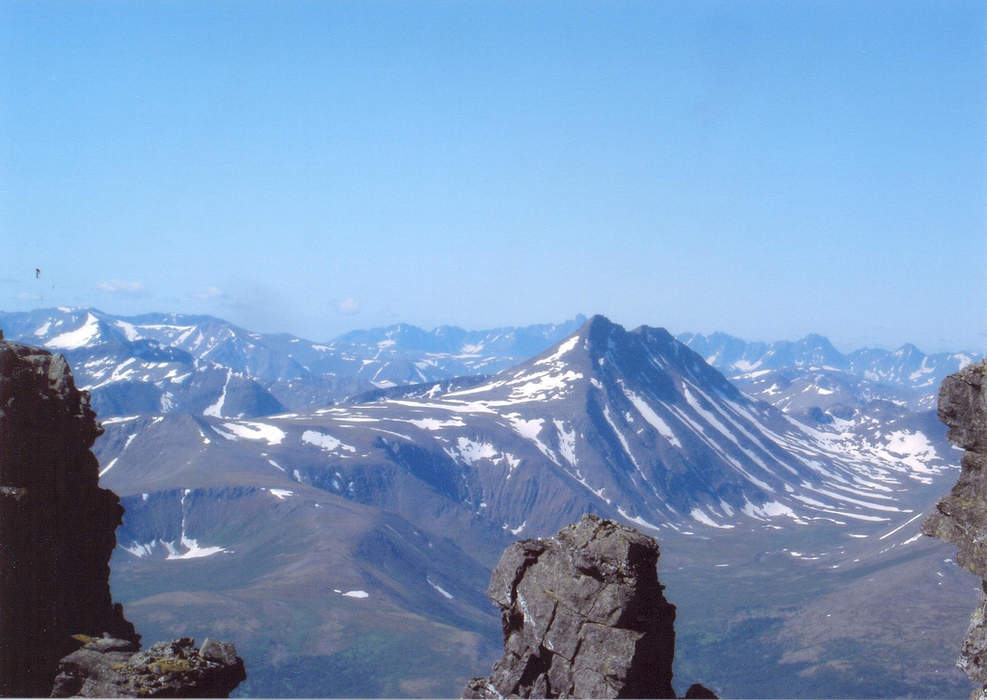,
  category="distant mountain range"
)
[0,307,977,423]
[2,307,982,697]
[0,308,587,417]
[678,331,976,393]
